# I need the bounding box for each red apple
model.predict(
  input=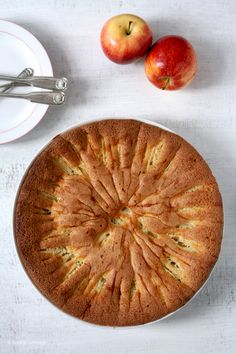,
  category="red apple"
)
[101,14,152,64]
[144,35,197,90]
